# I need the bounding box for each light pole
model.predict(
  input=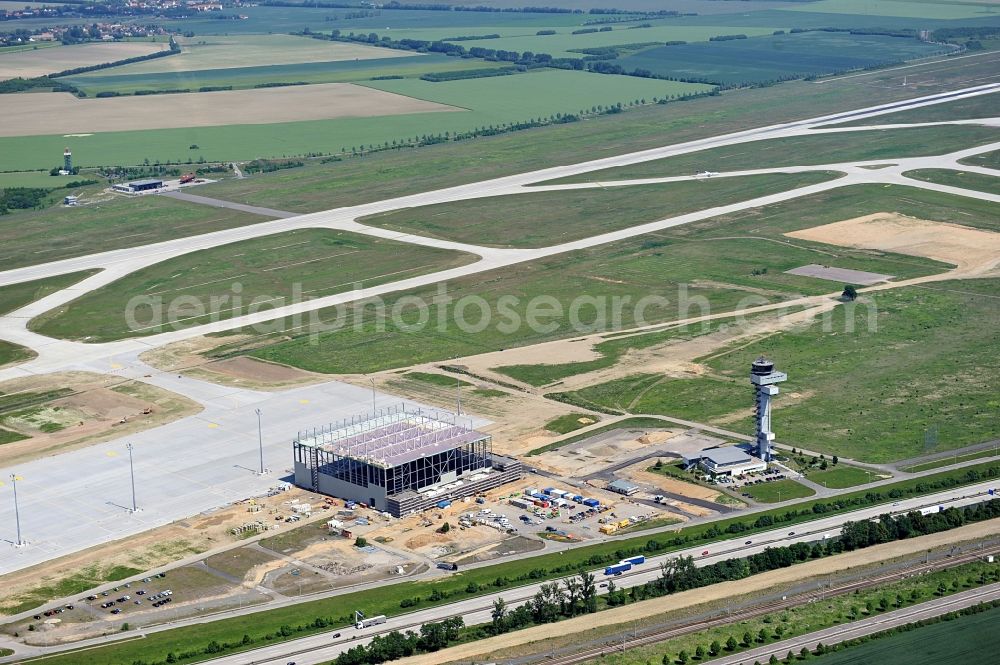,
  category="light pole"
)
[255,408,264,475]
[456,379,462,416]
[126,443,138,513]
[368,377,377,415]
[10,473,24,546]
